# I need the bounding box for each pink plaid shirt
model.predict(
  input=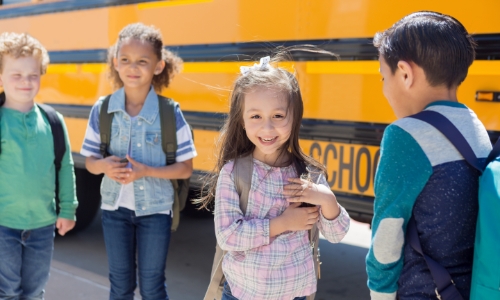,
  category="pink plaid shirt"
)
[214,159,350,300]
